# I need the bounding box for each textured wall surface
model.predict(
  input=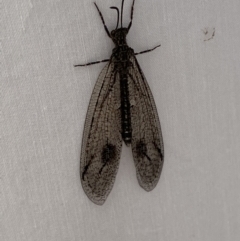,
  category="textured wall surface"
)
[2,0,240,240]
